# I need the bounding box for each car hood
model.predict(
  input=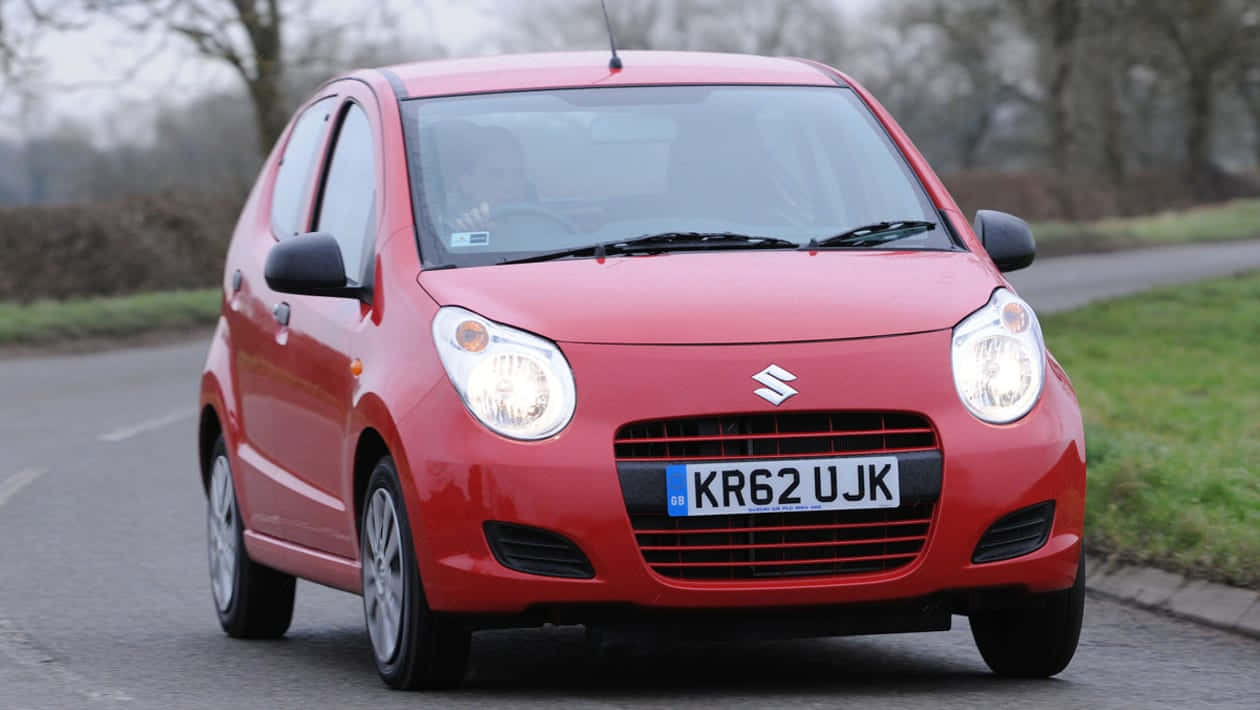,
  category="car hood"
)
[417,250,1002,345]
